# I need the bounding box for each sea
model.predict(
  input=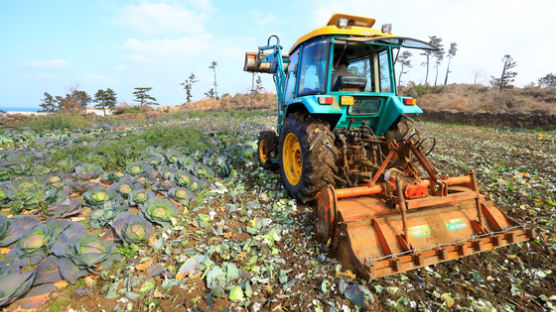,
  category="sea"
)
[1,107,39,112]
